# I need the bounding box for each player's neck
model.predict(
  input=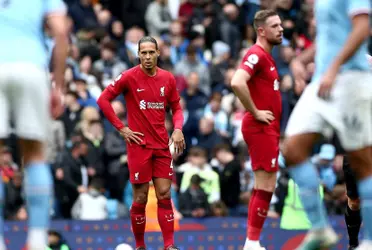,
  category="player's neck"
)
[140,64,157,77]
[256,39,273,53]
